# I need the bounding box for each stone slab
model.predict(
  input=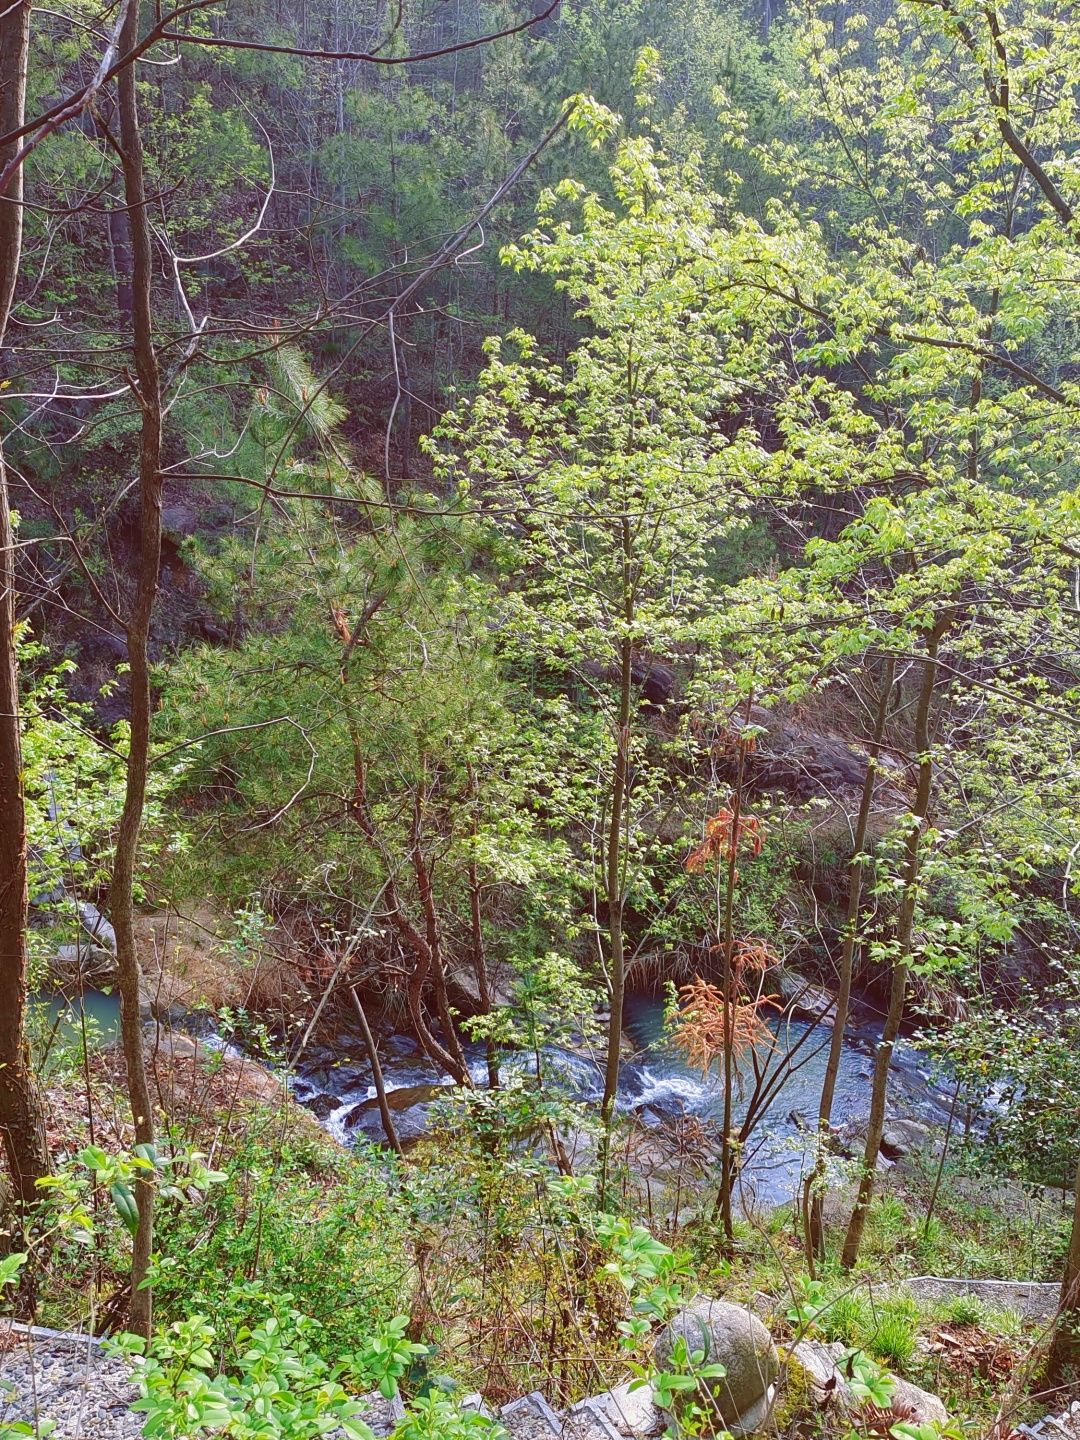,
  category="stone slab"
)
[500,1391,564,1440]
[587,1382,664,1438]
